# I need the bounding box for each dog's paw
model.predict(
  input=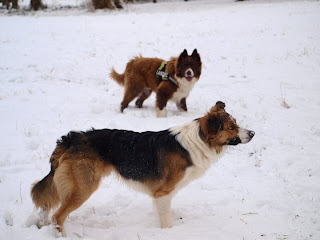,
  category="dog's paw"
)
[156,107,167,118]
